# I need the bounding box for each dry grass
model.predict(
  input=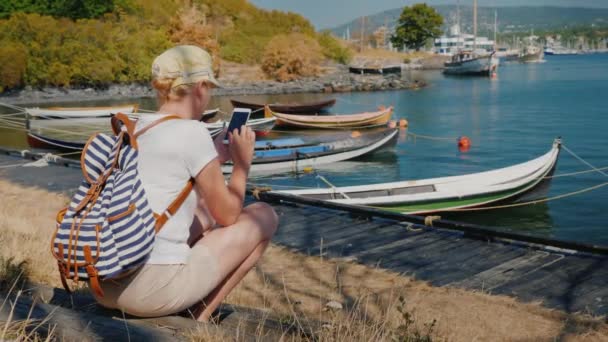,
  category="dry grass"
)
[1,179,608,341]
[218,60,266,85]
[0,180,68,288]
